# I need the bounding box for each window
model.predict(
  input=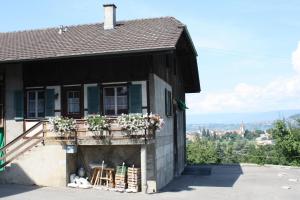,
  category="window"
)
[67,91,80,115]
[27,90,45,118]
[103,86,128,115]
[165,89,172,117]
